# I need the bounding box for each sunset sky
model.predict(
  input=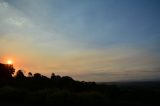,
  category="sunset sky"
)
[0,0,160,82]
